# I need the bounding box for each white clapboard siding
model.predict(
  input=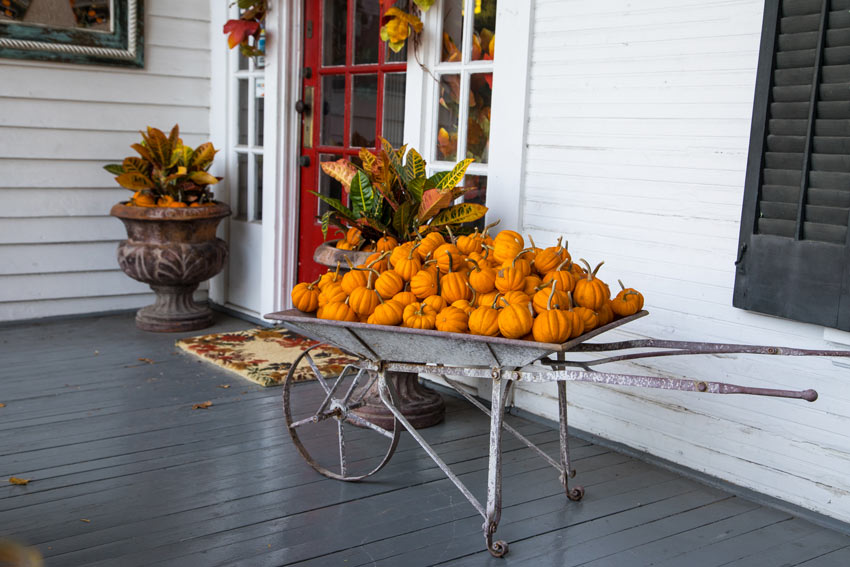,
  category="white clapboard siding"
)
[0,1,212,321]
[518,0,850,523]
